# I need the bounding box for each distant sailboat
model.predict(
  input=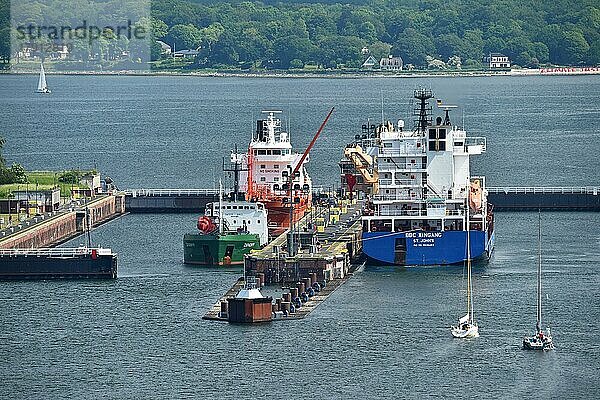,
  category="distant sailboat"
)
[523,211,554,351]
[36,63,51,94]
[451,187,479,338]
